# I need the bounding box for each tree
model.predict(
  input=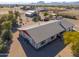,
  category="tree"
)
[44,12,49,16]
[43,12,49,21]
[2,21,12,30]
[32,15,41,22]
[1,30,12,41]
[32,16,38,22]
[14,11,20,19]
[7,14,14,21]
[49,14,53,20]
[37,15,41,21]
[0,13,13,53]
[8,11,13,15]
[0,42,6,53]
[0,15,8,23]
[19,18,23,25]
